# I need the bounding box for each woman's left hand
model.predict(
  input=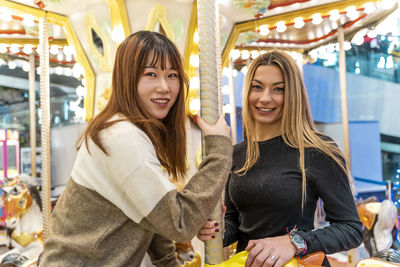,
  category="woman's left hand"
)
[245,234,296,267]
